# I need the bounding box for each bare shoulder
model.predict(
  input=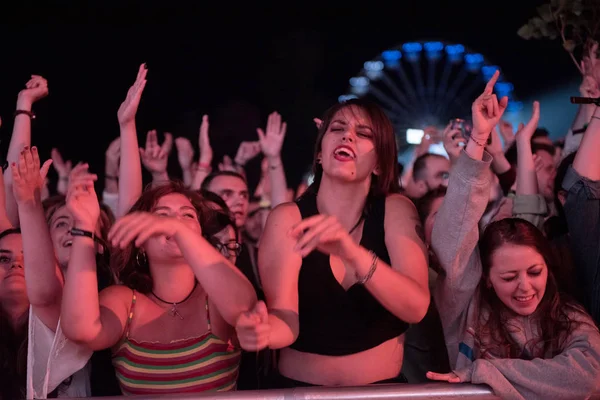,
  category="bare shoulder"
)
[264,201,302,230]
[385,193,418,218]
[99,284,135,307]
